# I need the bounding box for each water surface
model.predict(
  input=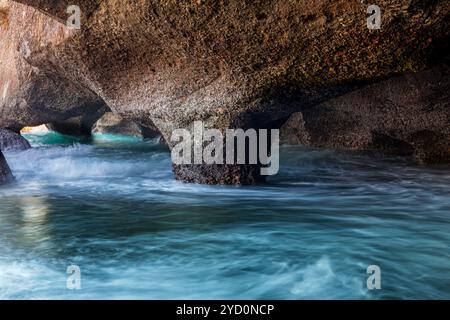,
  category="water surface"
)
[0,132,449,299]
